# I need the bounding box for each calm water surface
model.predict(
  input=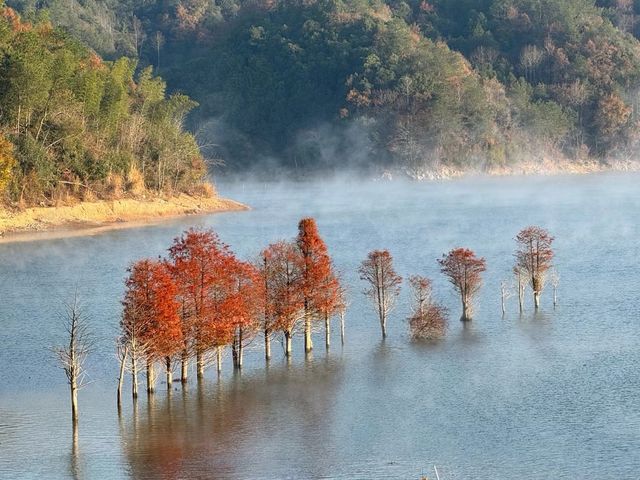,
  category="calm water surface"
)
[0,175,639,479]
